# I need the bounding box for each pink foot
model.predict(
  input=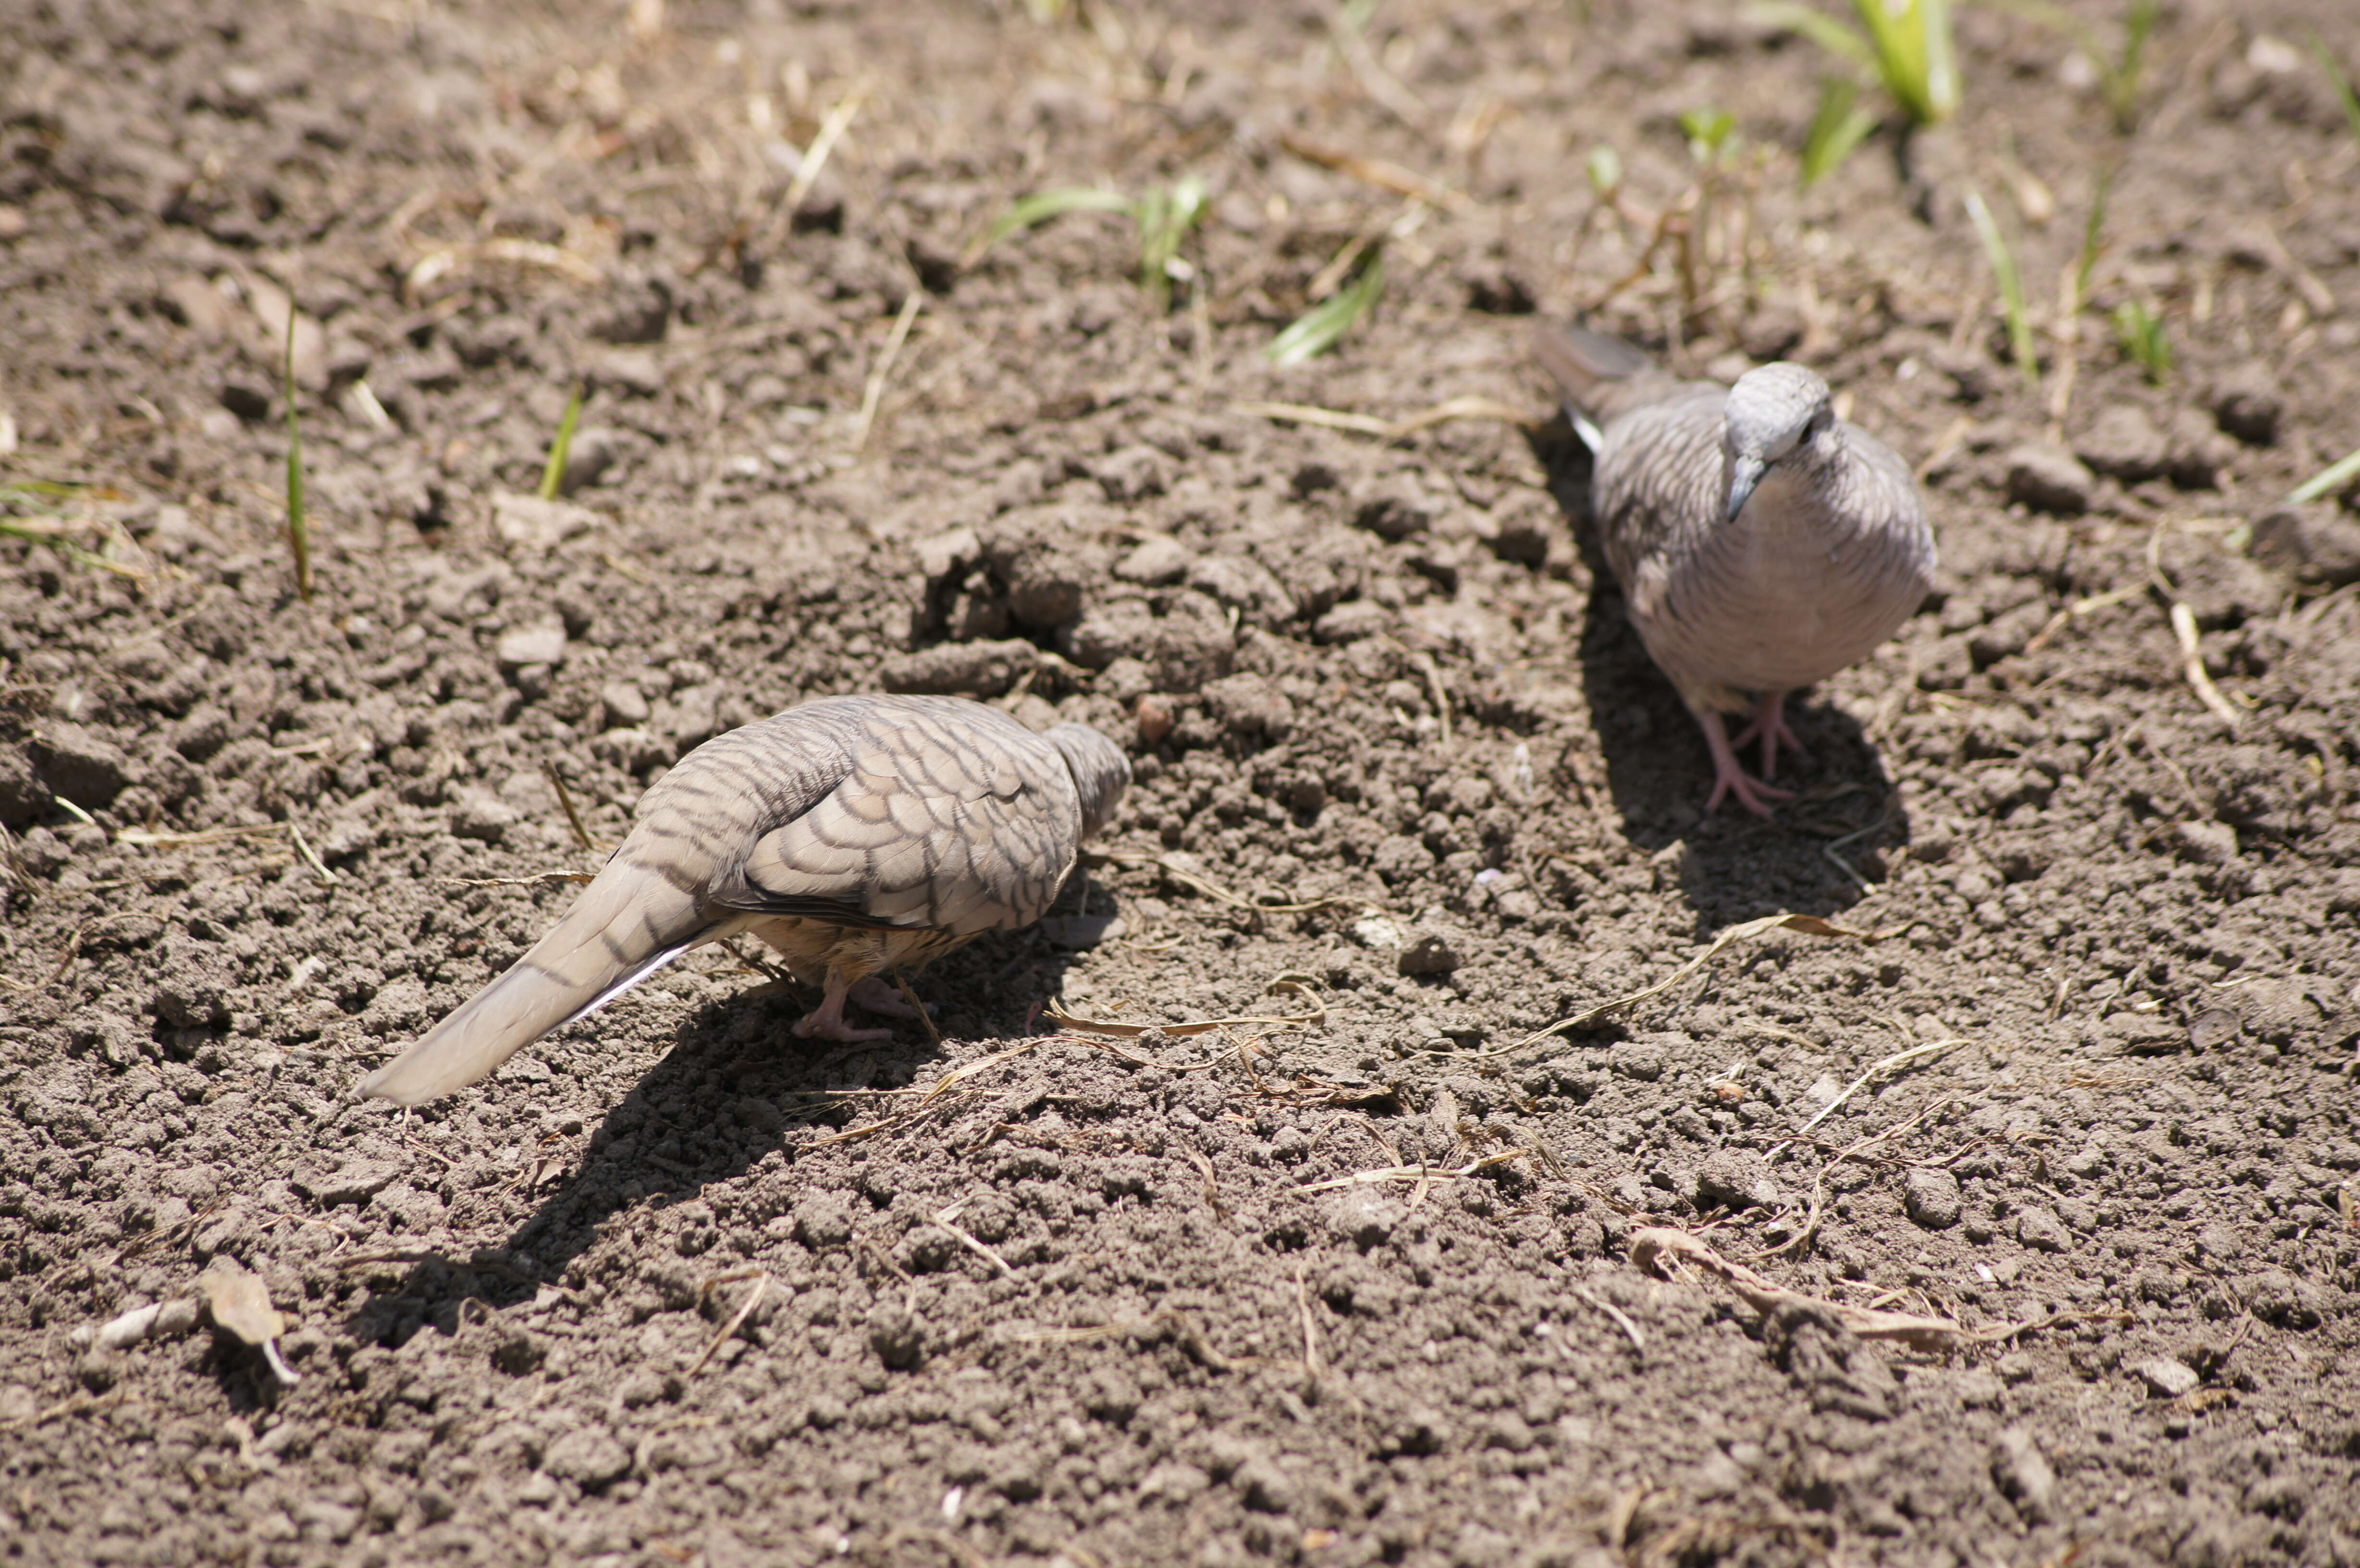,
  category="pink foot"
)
[847,975,920,1020]
[1730,691,1805,781]
[1699,711,1793,818]
[793,973,897,1042]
